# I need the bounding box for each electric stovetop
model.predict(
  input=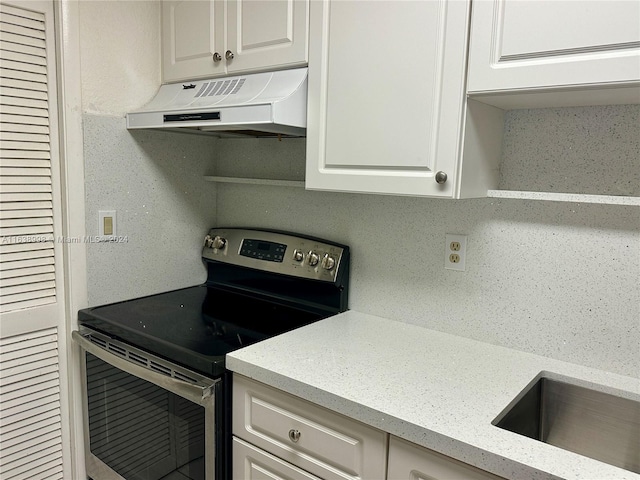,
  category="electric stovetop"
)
[78,228,351,378]
[78,283,325,377]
